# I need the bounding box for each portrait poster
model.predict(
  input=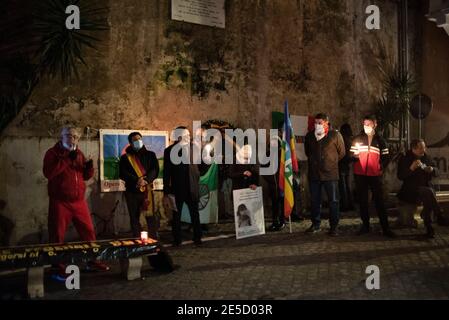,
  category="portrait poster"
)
[232,187,265,240]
